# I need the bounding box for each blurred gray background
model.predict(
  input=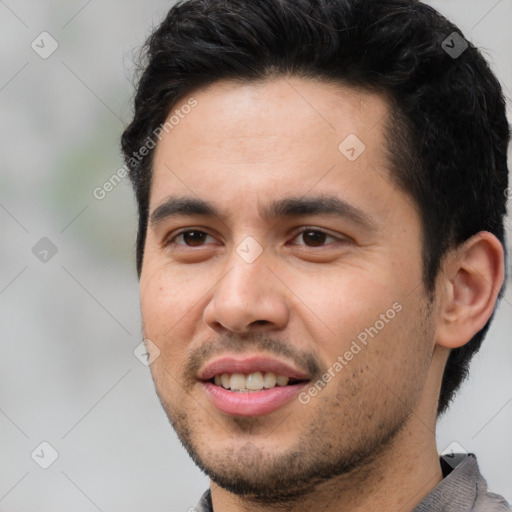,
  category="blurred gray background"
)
[0,1,511,510]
